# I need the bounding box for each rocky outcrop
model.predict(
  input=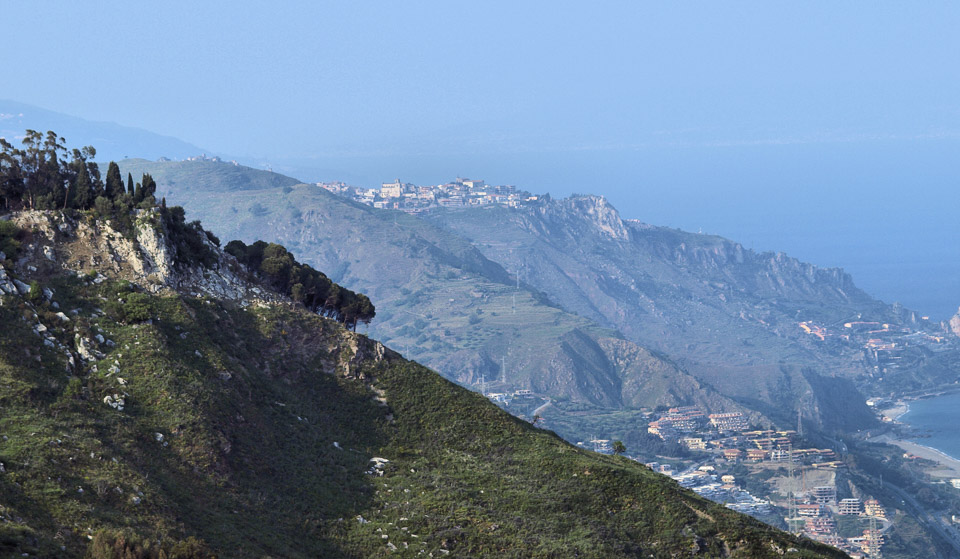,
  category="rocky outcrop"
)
[950,308,960,338]
[8,210,282,307]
